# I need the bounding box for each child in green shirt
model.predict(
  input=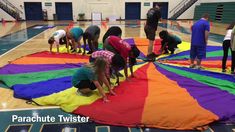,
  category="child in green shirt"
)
[72,58,115,102]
